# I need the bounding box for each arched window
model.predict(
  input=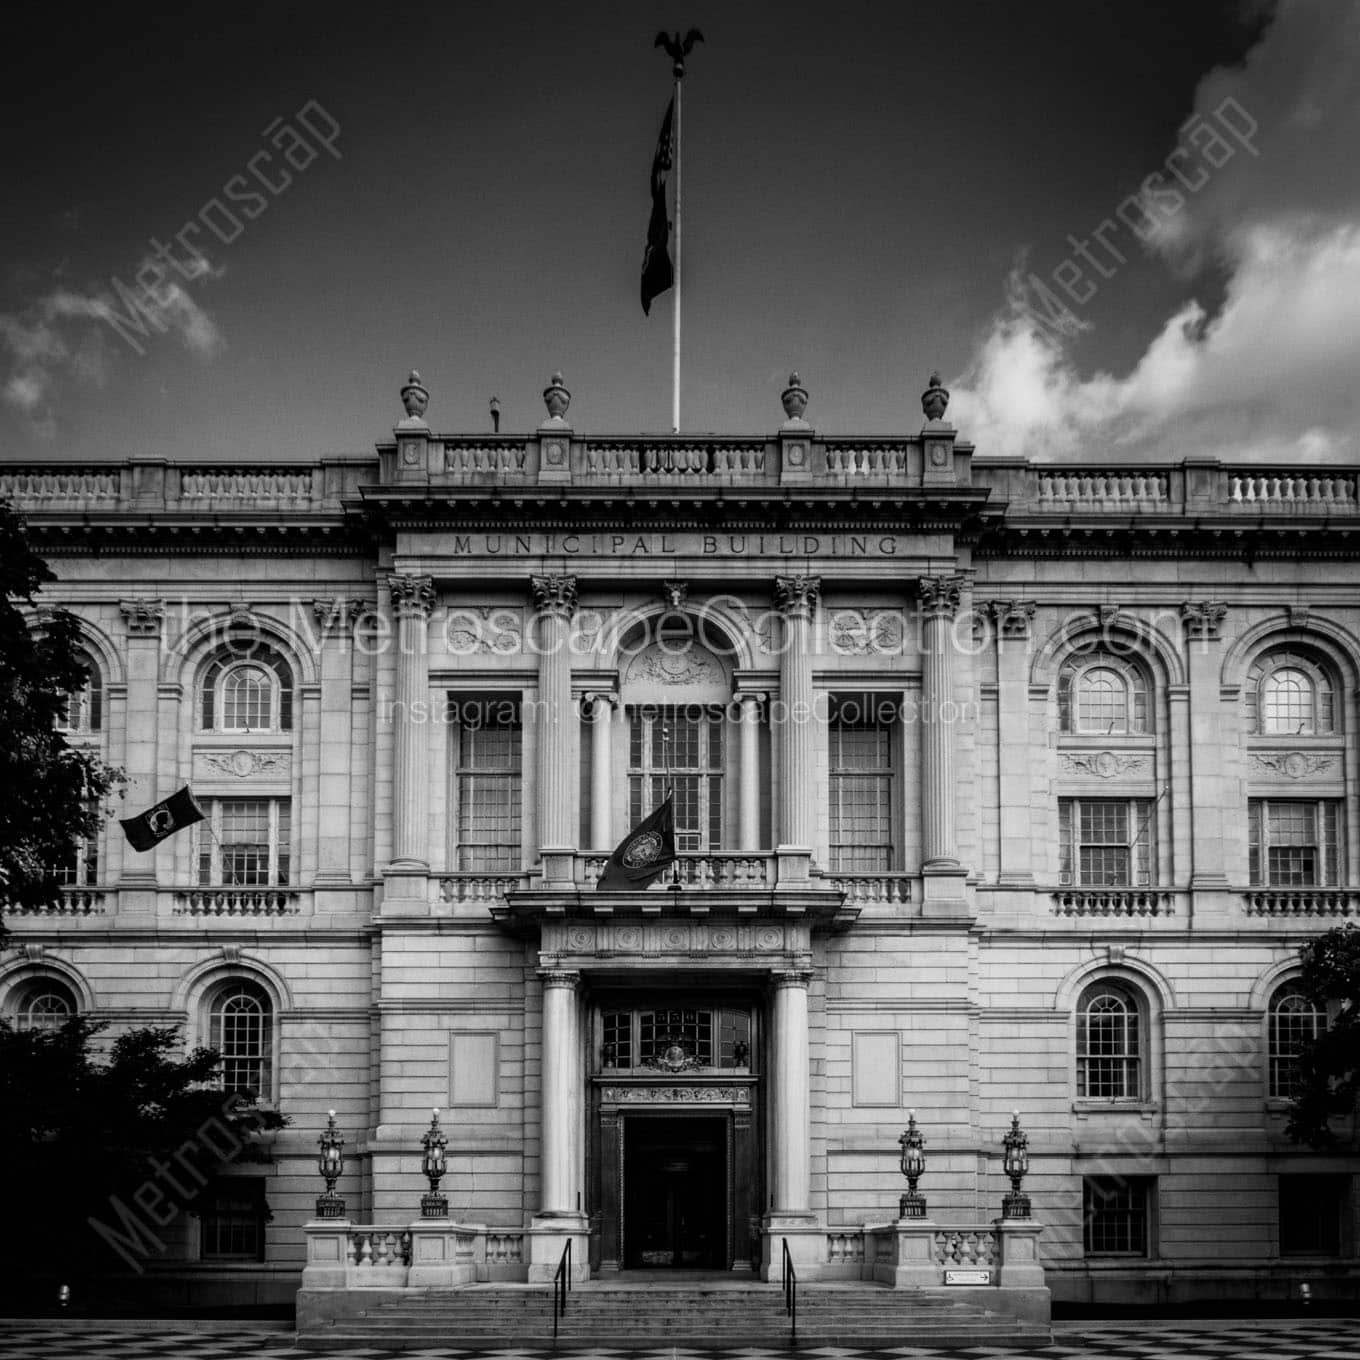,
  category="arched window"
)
[1059,653,1150,734]
[200,647,293,733]
[1268,983,1324,1099]
[1246,649,1337,735]
[10,978,78,1033]
[55,655,103,734]
[1077,981,1143,1100]
[207,979,273,1100]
